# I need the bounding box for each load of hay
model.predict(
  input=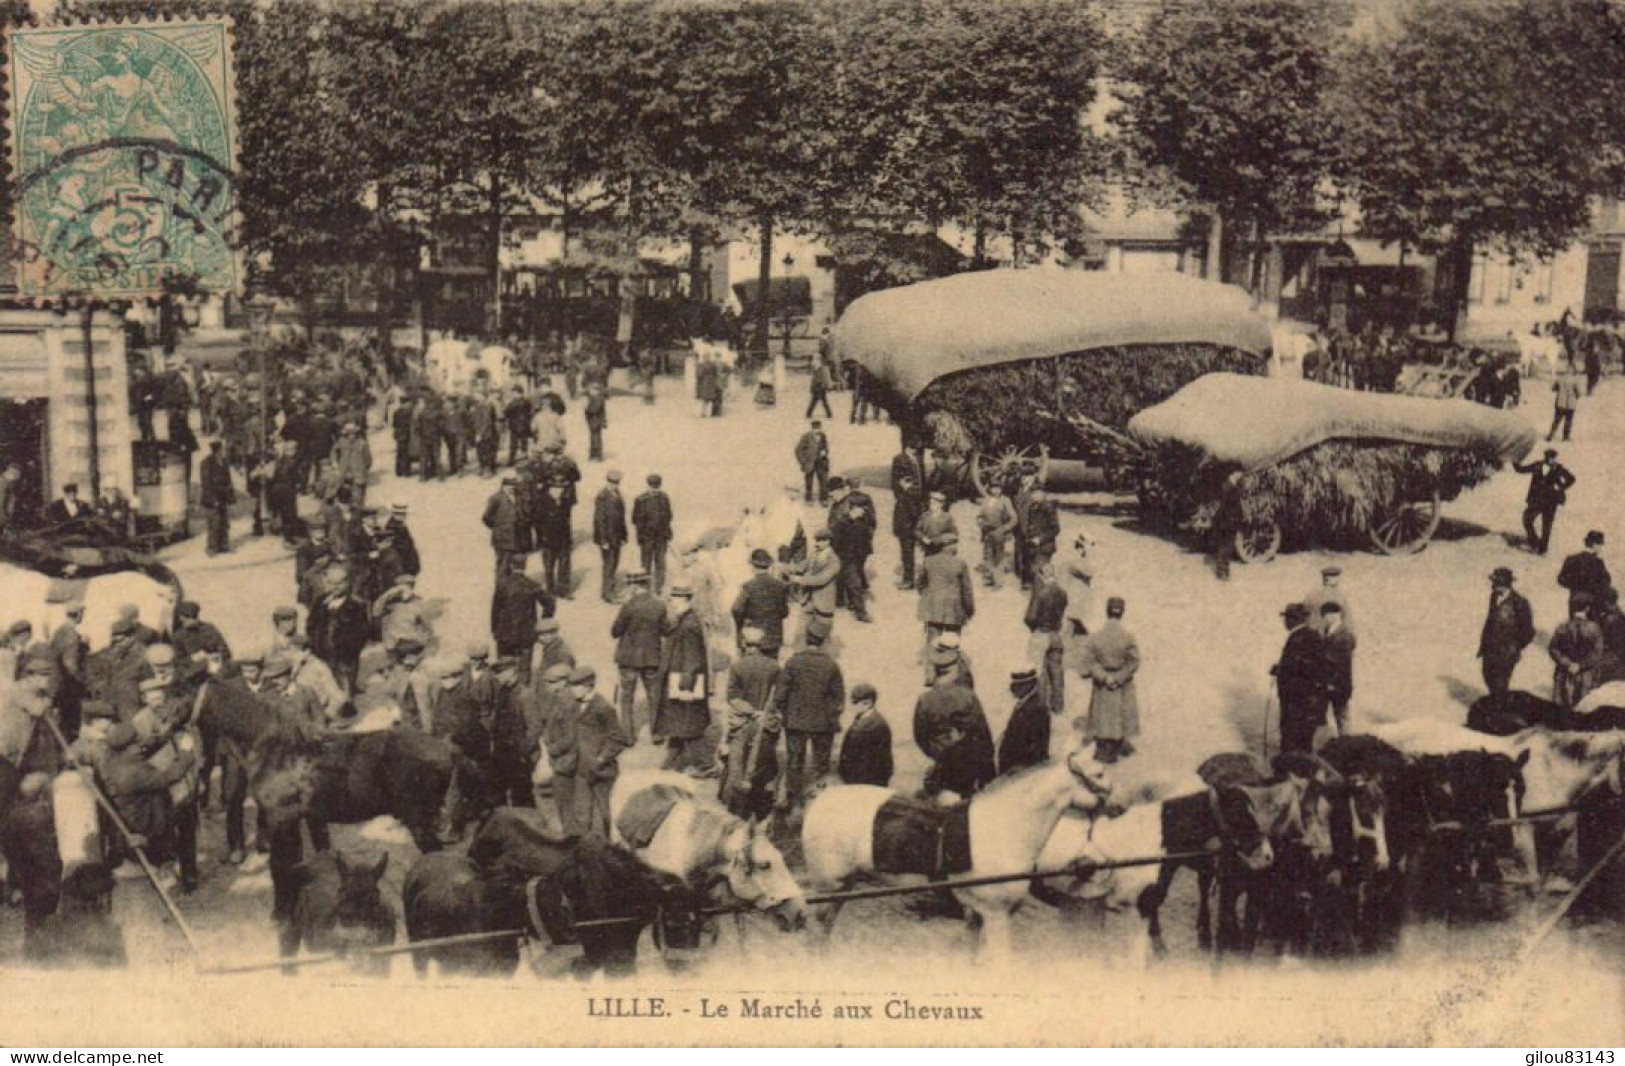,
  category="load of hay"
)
[1142,439,1503,542]
[917,342,1264,457]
